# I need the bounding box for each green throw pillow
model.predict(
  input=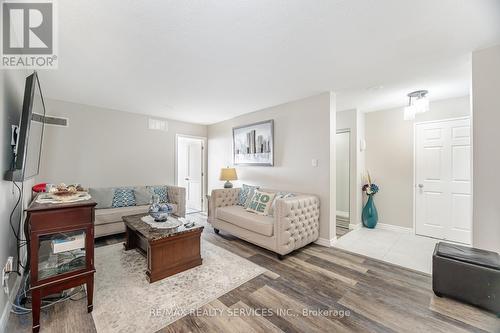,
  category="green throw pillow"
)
[246,190,276,216]
[237,184,260,206]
